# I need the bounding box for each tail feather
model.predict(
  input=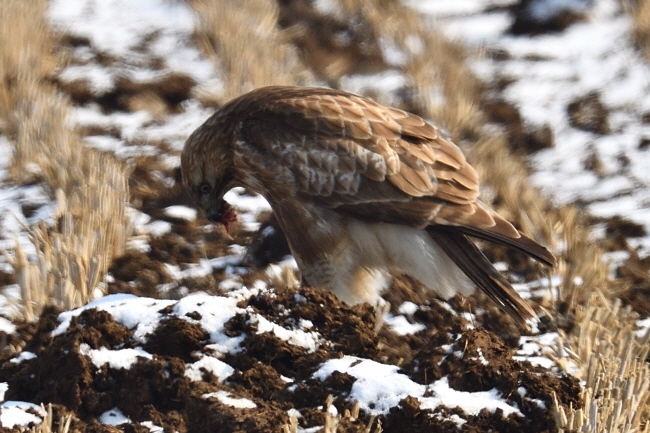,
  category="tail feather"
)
[428,226,538,329]
[455,226,556,268]
[432,201,556,268]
